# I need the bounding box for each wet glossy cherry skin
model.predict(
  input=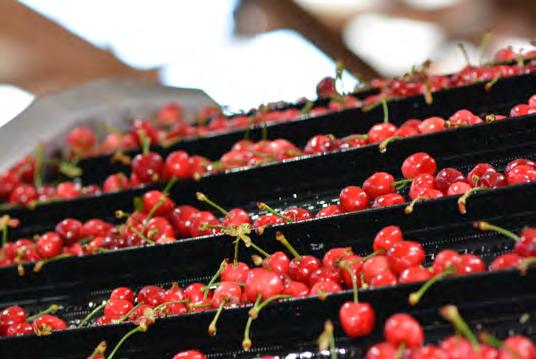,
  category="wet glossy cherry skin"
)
[131,152,164,183]
[36,232,63,259]
[288,255,322,283]
[221,262,250,283]
[368,123,398,144]
[339,301,375,337]
[110,287,135,303]
[315,205,344,218]
[0,306,27,336]
[384,313,424,348]
[386,241,425,275]
[365,342,397,359]
[244,268,284,302]
[401,152,438,179]
[137,285,165,306]
[398,266,432,284]
[339,186,370,212]
[104,299,134,320]
[172,350,206,359]
[372,193,405,208]
[363,172,396,199]
[373,226,403,252]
